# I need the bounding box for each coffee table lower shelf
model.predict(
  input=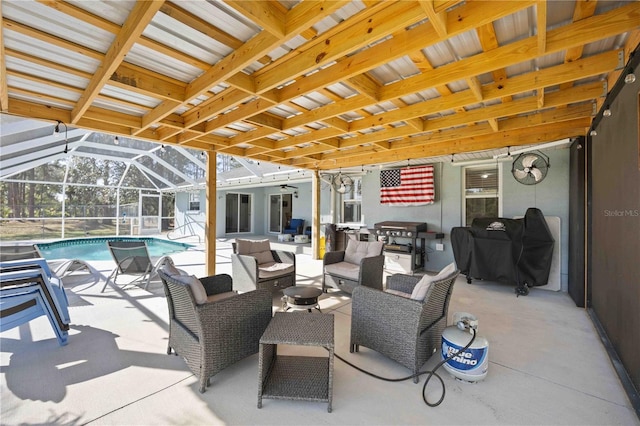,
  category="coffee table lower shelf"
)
[259,355,331,411]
